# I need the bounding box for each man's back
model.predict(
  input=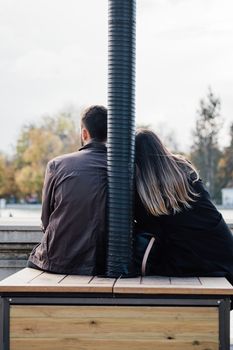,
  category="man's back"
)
[29,142,107,275]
